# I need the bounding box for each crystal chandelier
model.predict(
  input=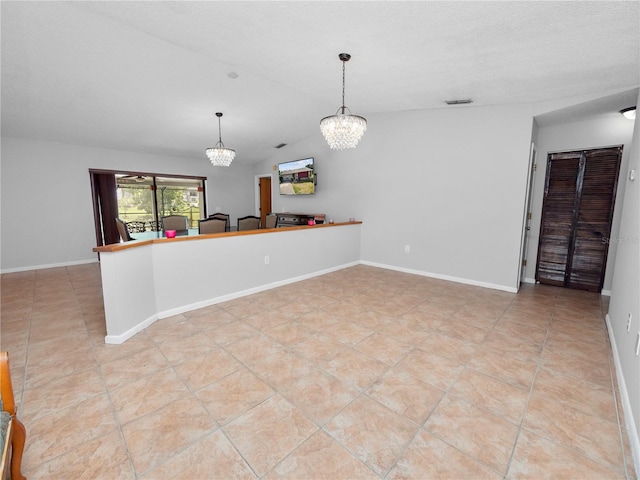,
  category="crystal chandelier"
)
[320,53,367,150]
[206,112,236,167]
